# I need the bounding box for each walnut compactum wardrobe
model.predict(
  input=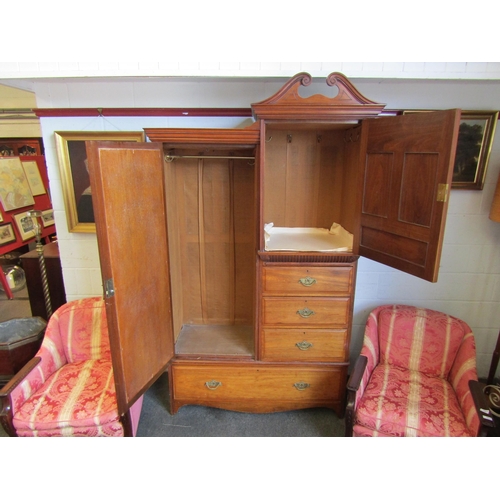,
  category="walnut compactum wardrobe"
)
[86,73,460,420]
